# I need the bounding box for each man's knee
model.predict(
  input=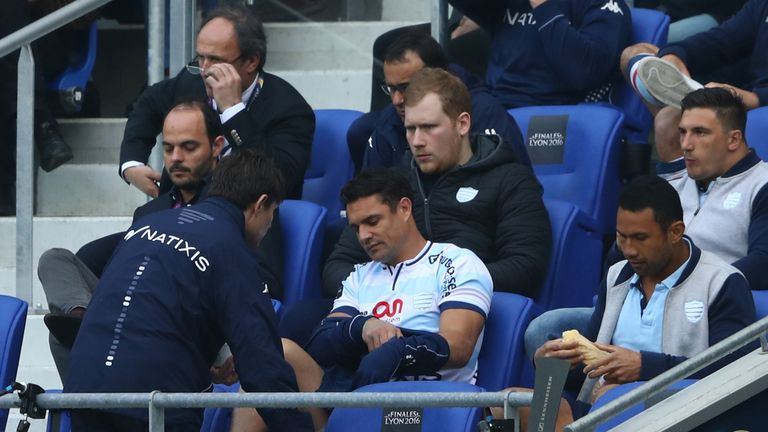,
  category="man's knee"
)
[38,248,77,276]
[524,308,593,362]
[620,43,660,75]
